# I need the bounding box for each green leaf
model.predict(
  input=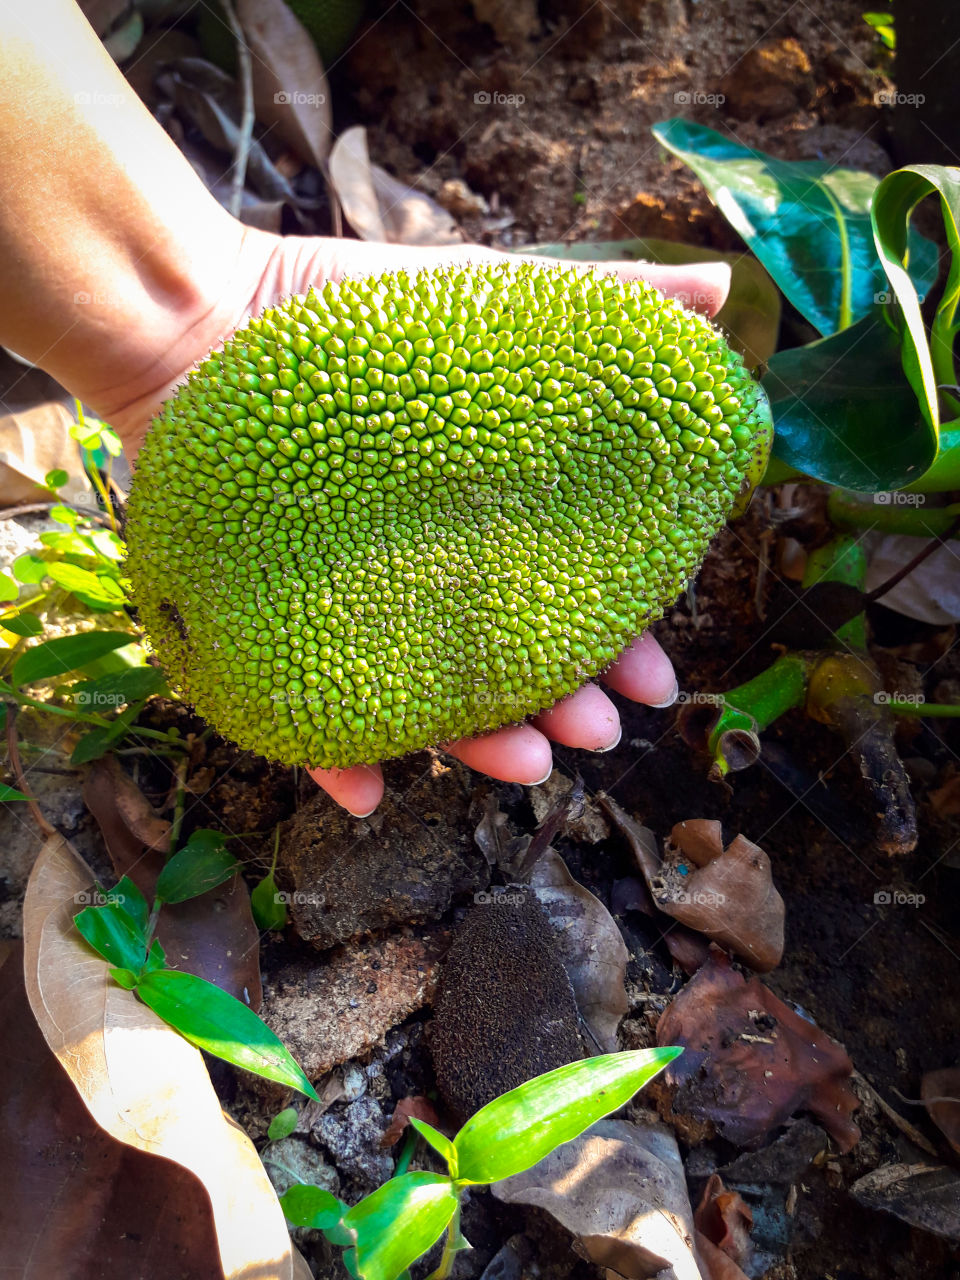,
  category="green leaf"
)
[268,1106,299,1142]
[155,842,238,904]
[453,1048,682,1186]
[111,875,149,934]
[0,574,18,603]
[135,969,319,1099]
[70,703,140,764]
[88,528,124,562]
[279,1184,343,1230]
[408,1118,458,1175]
[2,614,43,637]
[110,967,139,989]
[75,900,147,970]
[251,870,288,931]
[179,828,230,855]
[12,630,133,686]
[46,561,126,609]
[863,10,895,48]
[49,504,78,529]
[763,311,935,491]
[0,784,32,802]
[651,119,938,336]
[45,469,69,490]
[11,554,46,585]
[342,1172,458,1280]
[99,425,123,457]
[72,666,168,711]
[144,938,167,973]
